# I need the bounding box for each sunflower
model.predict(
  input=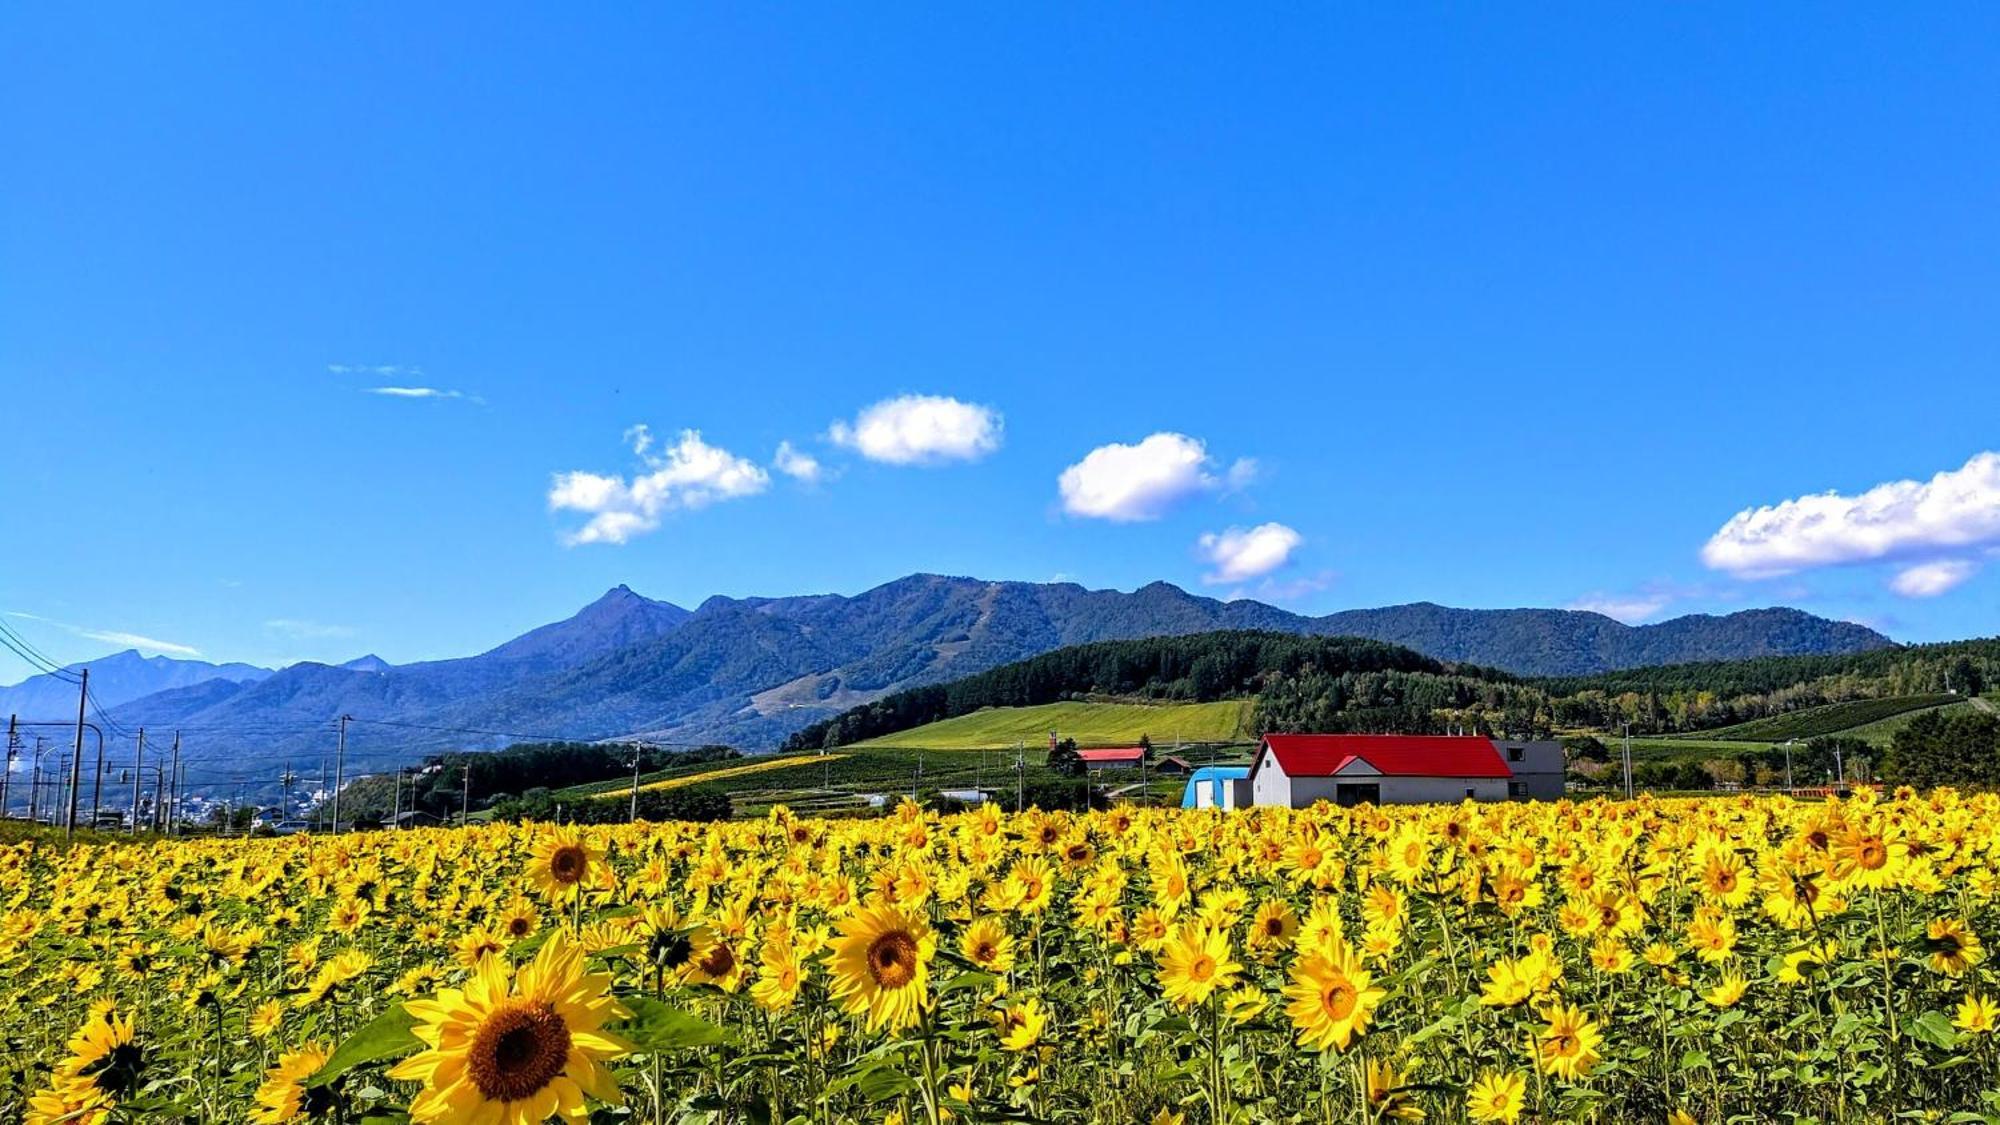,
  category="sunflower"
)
[389,932,631,1125]
[679,926,748,993]
[1282,938,1383,1052]
[1535,1003,1603,1081]
[960,916,1017,973]
[750,944,805,1012]
[1924,917,1984,976]
[24,1074,111,1125]
[1157,923,1241,1009]
[996,995,1047,1052]
[1703,972,1748,1008]
[1465,1070,1526,1123]
[526,828,607,904]
[1363,1058,1424,1121]
[498,899,541,942]
[250,1042,333,1123]
[1245,899,1299,955]
[828,903,936,1033]
[1829,824,1904,889]
[1955,992,1999,1034]
[61,1010,146,1100]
